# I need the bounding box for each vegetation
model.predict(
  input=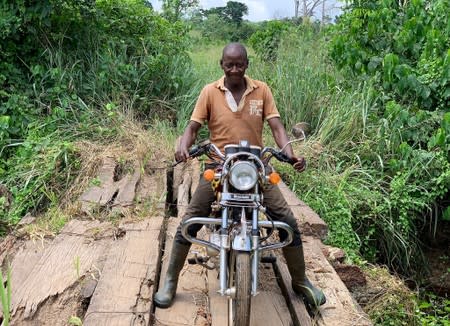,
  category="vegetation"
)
[0,0,449,324]
[0,0,194,225]
[0,266,11,326]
